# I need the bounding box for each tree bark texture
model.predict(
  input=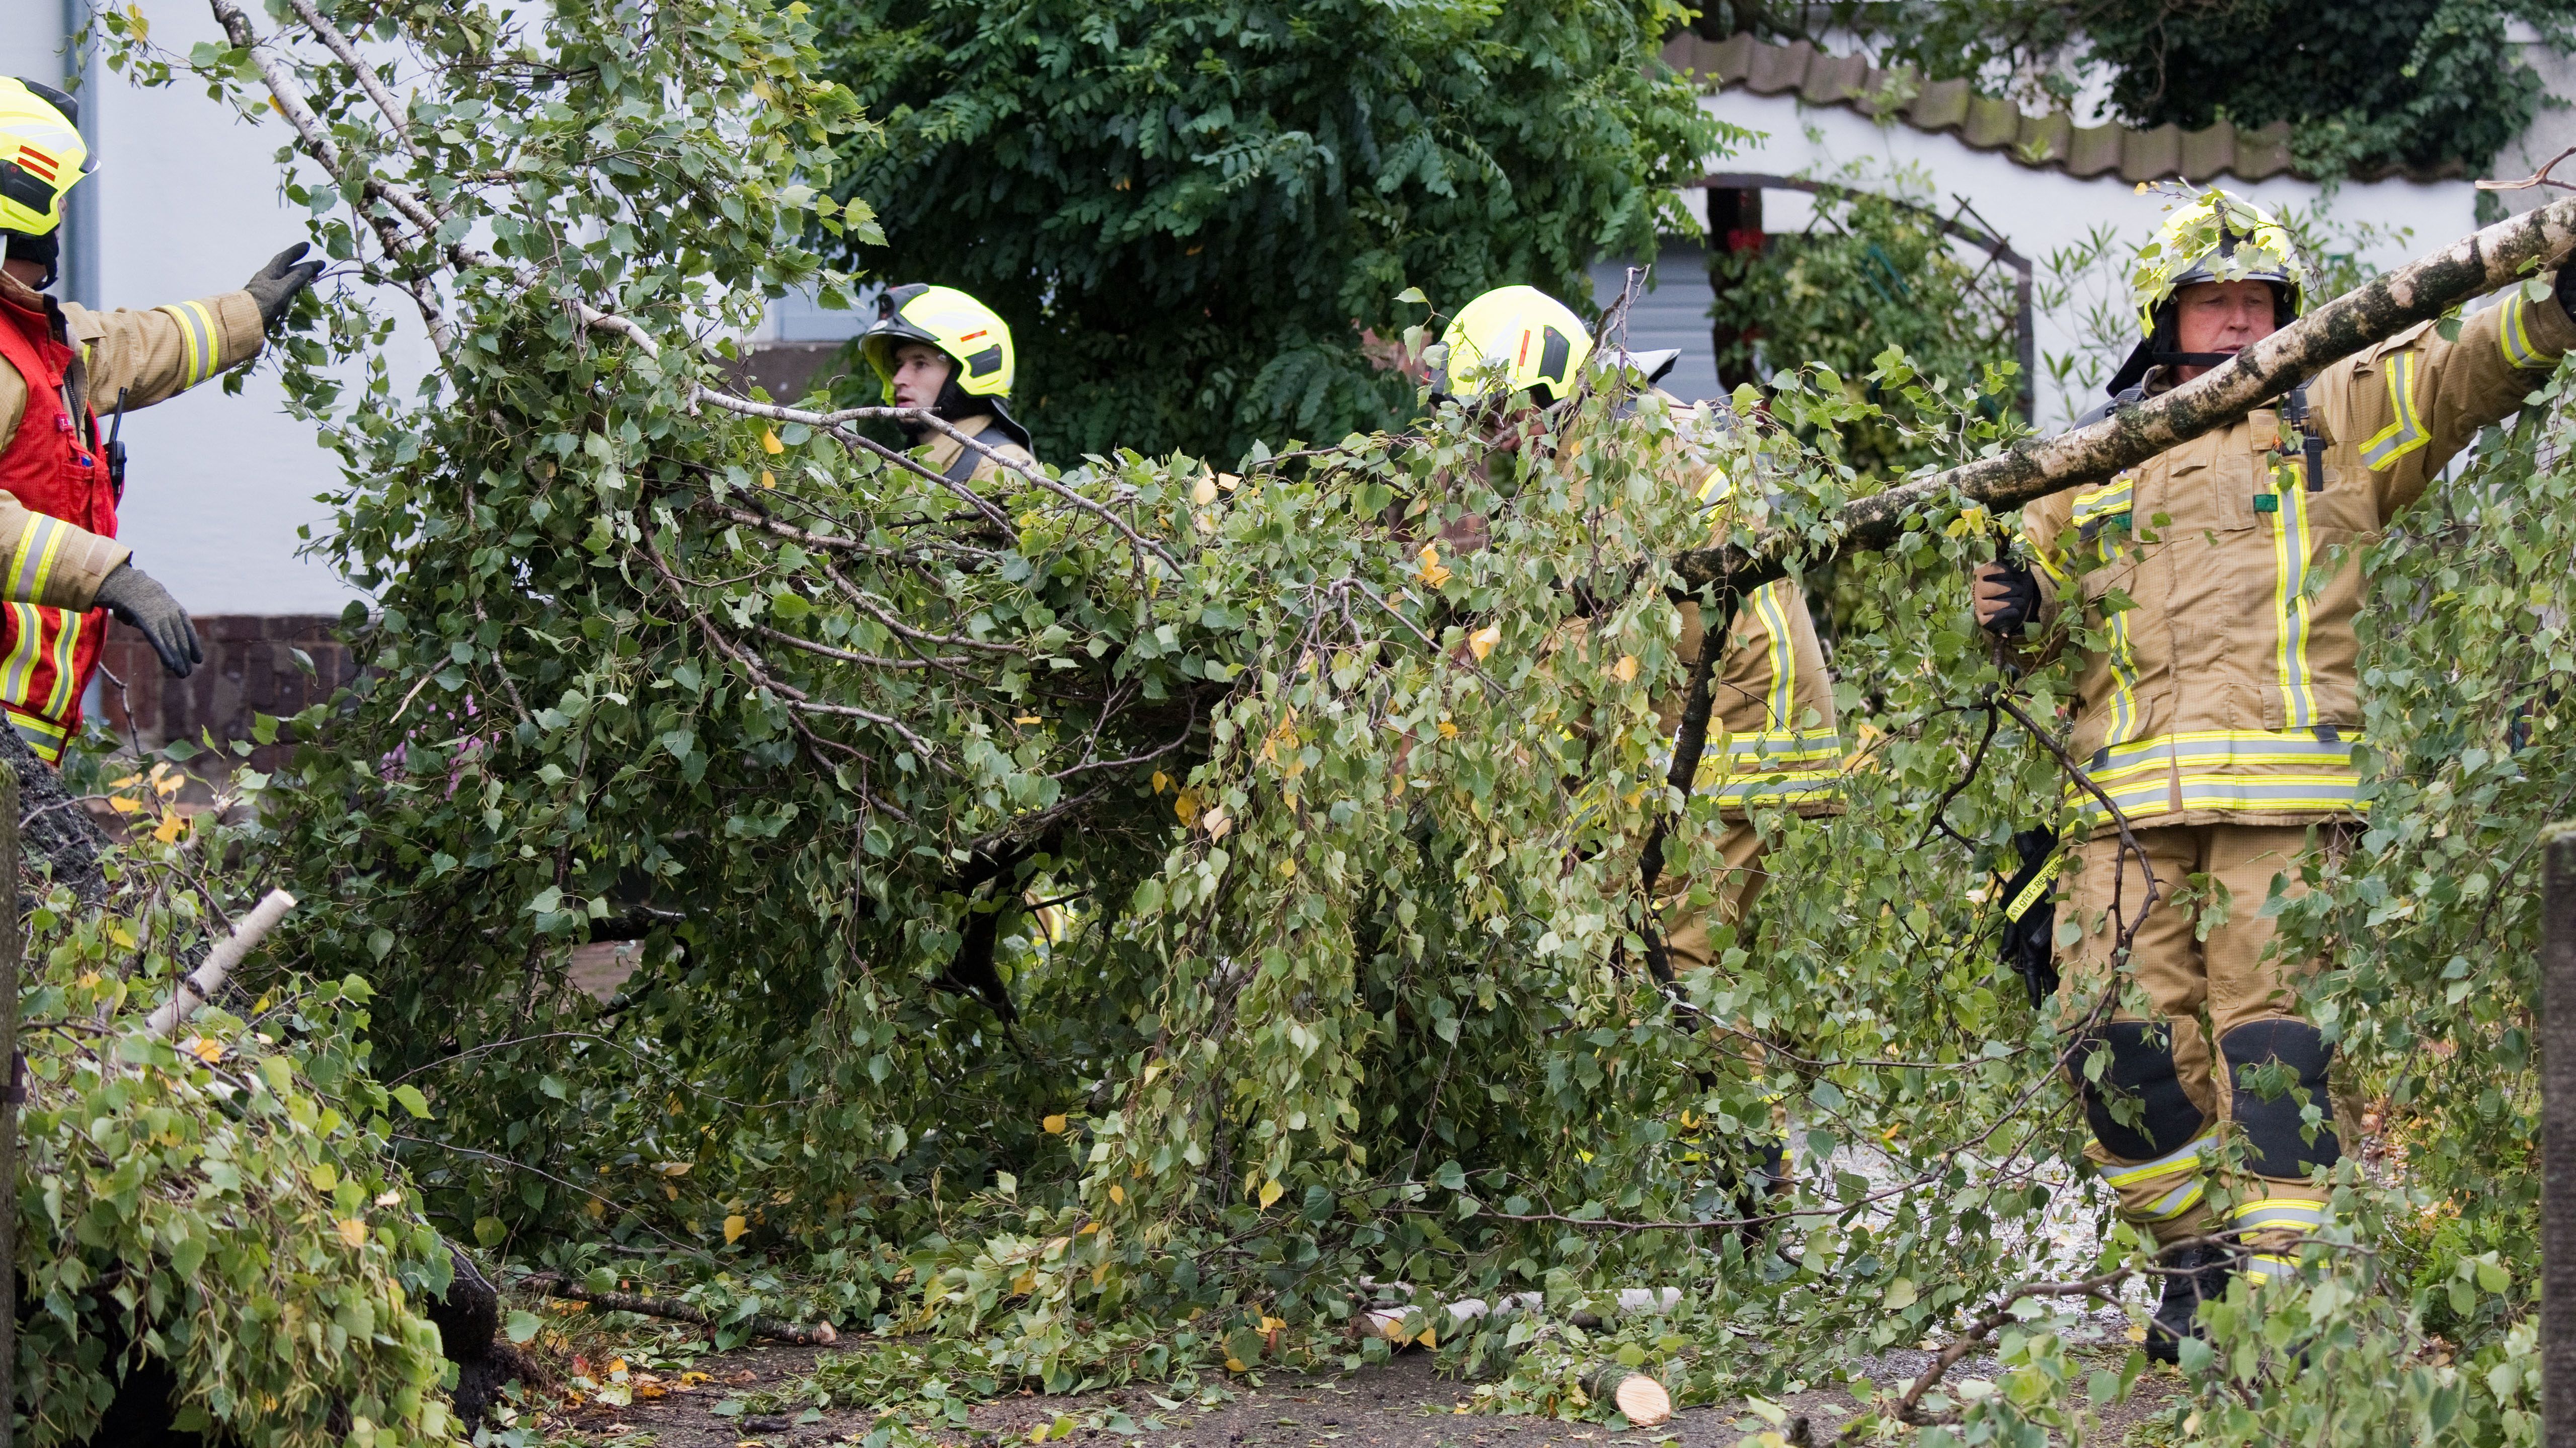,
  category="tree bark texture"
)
[2545,825,2576,1448]
[1677,193,2576,595]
